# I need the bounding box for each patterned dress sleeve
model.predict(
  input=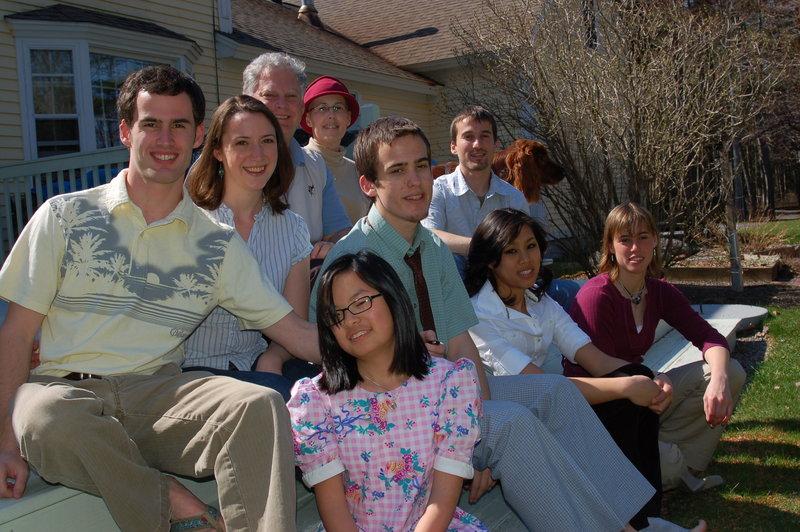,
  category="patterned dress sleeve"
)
[287,377,345,487]
[433,358,482,479]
